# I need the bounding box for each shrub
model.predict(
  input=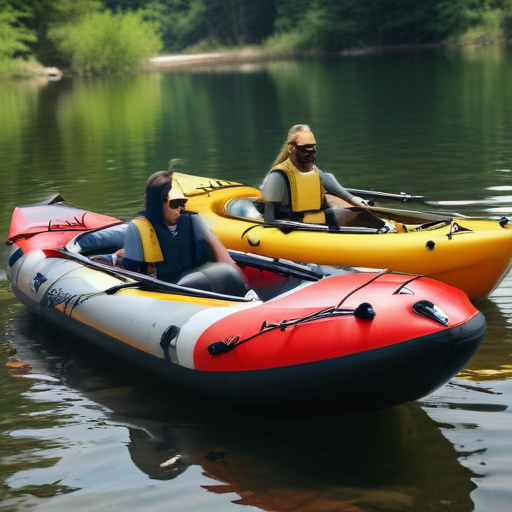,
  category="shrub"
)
[453,9,504,44]
[50,10,162,74]
[0,57,46,79]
